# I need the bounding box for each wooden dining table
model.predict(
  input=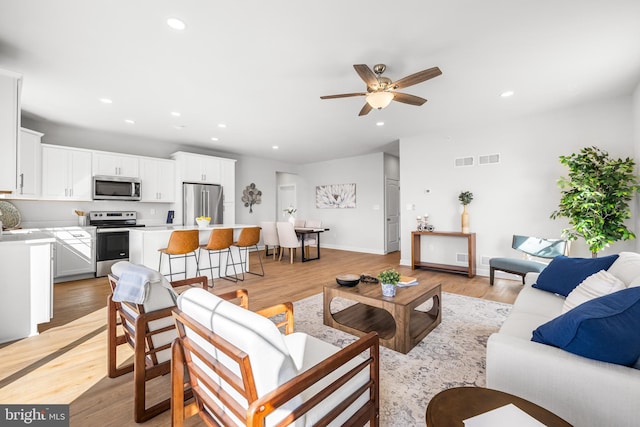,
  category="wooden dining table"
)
[294,227,329,262]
